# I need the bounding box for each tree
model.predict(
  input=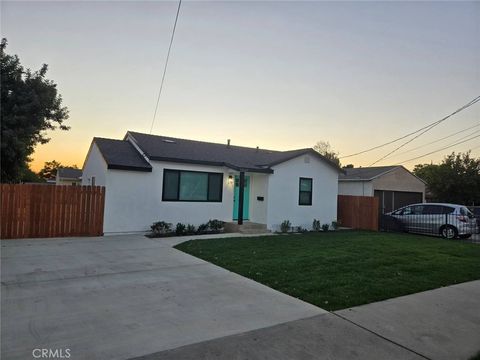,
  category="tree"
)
[1,38,69,183]
[313,141,341,167]
[20,168,45,183]
[413,151,480,205]
[38,160,62,180]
